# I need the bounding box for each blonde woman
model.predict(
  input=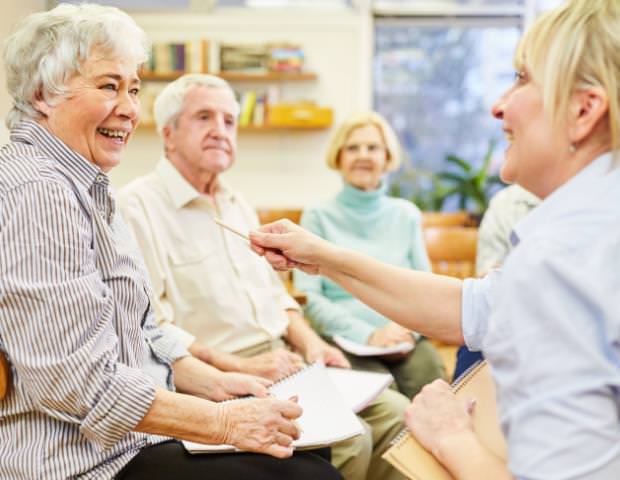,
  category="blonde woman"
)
[252,0,620,477]
[294,112,445,398]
